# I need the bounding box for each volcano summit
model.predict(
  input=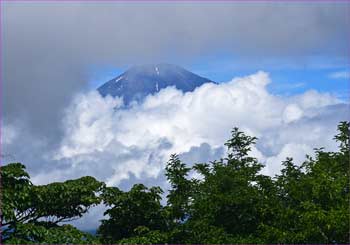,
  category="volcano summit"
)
[97,64,215,104]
